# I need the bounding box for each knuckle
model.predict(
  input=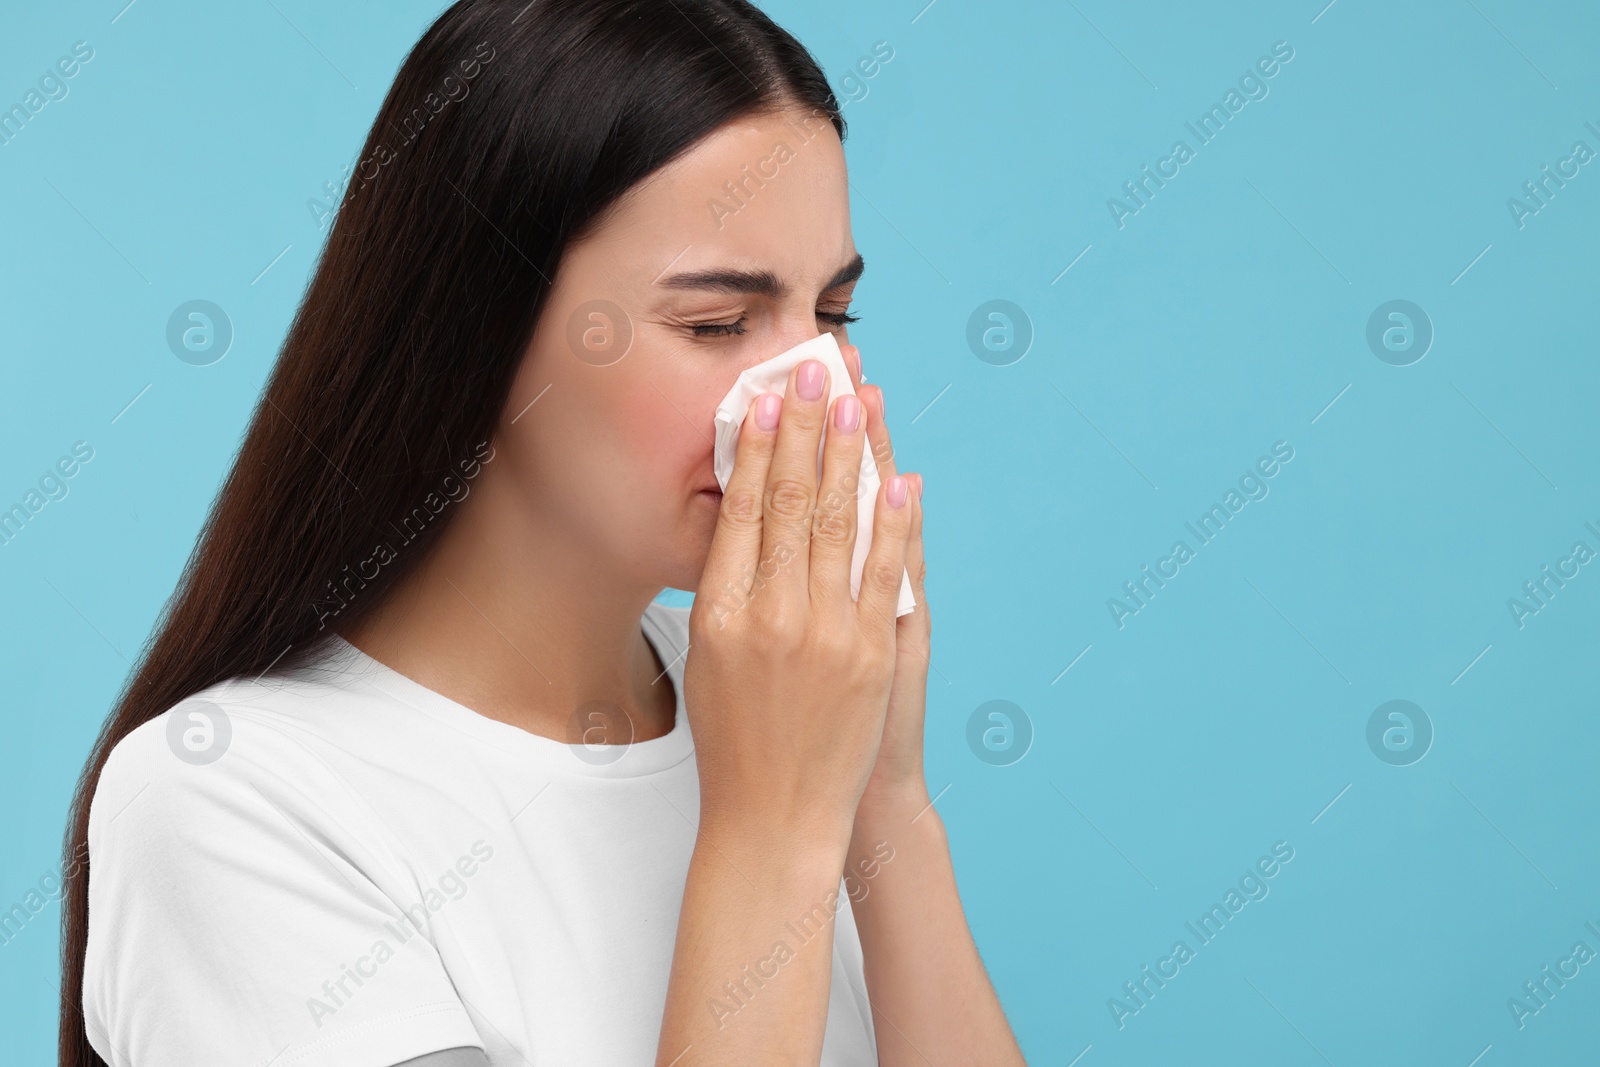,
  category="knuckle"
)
[720,486,764,528]
[752,541,787,582]
[766,478,815,522]
[810,502,853,547]
[867,558,904,593]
